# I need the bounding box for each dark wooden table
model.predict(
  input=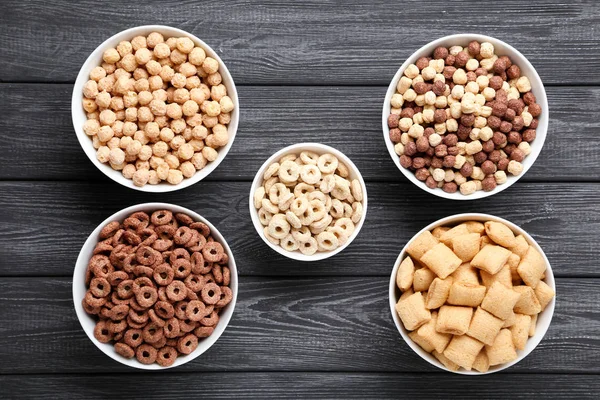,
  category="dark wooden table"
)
[1,0,599,398]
